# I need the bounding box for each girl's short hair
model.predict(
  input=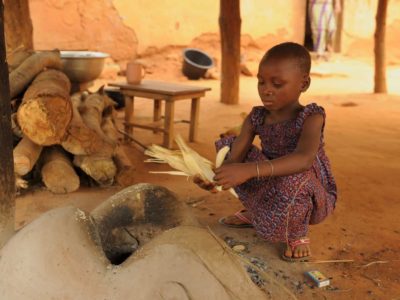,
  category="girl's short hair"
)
[260,42,311,74]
